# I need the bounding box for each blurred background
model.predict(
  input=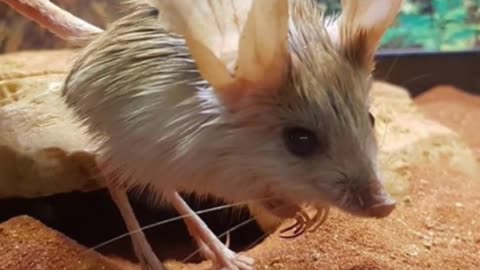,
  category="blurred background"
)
[2,0,480,53]
[326,0,480,52]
